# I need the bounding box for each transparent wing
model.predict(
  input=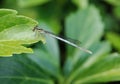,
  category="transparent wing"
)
[44,31,92,54]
